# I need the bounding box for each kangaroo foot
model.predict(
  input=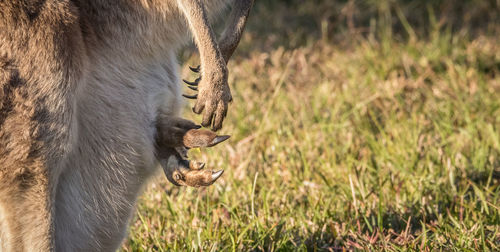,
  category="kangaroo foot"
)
[161,154,224,187]
[156,116,229,187]
[156,116,230,149]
